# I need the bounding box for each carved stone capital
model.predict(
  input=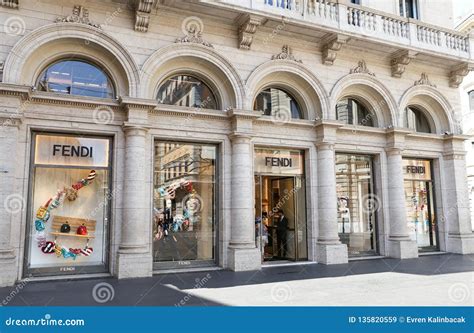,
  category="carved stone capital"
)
[350,60,375,76]
[414,72,436,87]
[391,50,417,78]
[0,0,19,9]
[134,0,155,32]
[236,14,264,50]
[55,5,101,29]
[321,34,349,65]
[449,63,474,88]
[272,45,302,63]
